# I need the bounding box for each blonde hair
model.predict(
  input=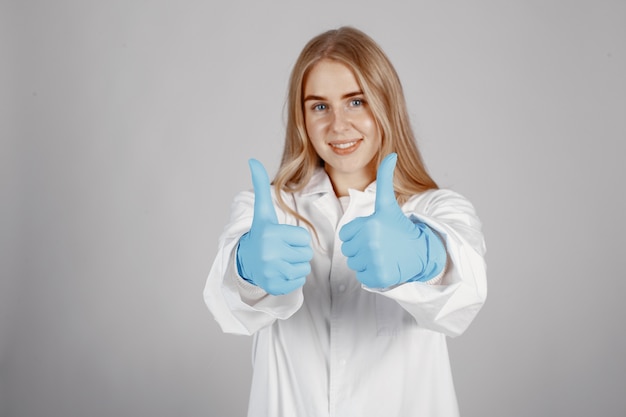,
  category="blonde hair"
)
[274,27,437,229]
